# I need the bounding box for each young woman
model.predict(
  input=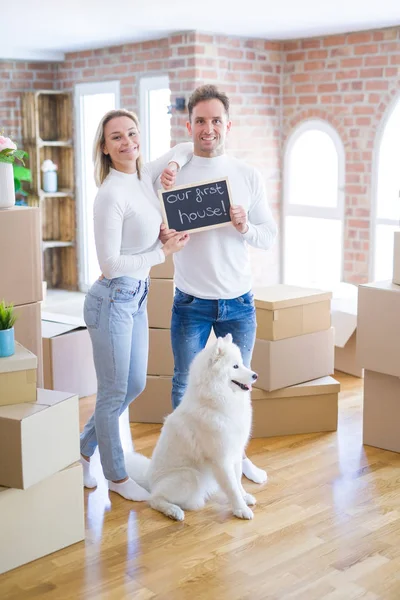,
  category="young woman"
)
[80,109,191,502]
